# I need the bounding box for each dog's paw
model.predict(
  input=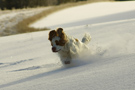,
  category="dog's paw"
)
[65,61,70,64]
